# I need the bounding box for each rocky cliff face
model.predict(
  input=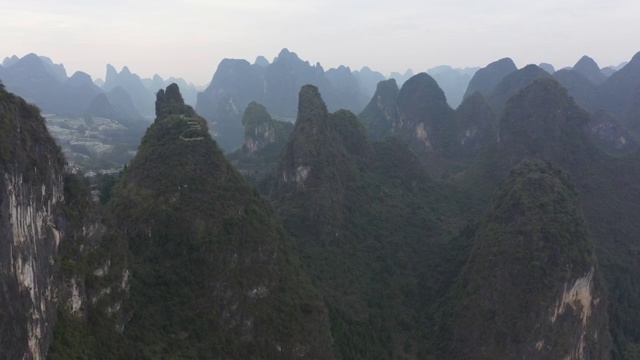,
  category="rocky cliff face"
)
[450,160,611,360]
[0,84,66,359]
[0,83,130,359]
[393,73,455,154]
[241,102,291,156]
